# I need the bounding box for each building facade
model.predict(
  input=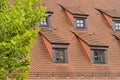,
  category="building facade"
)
[28,0,120,80]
